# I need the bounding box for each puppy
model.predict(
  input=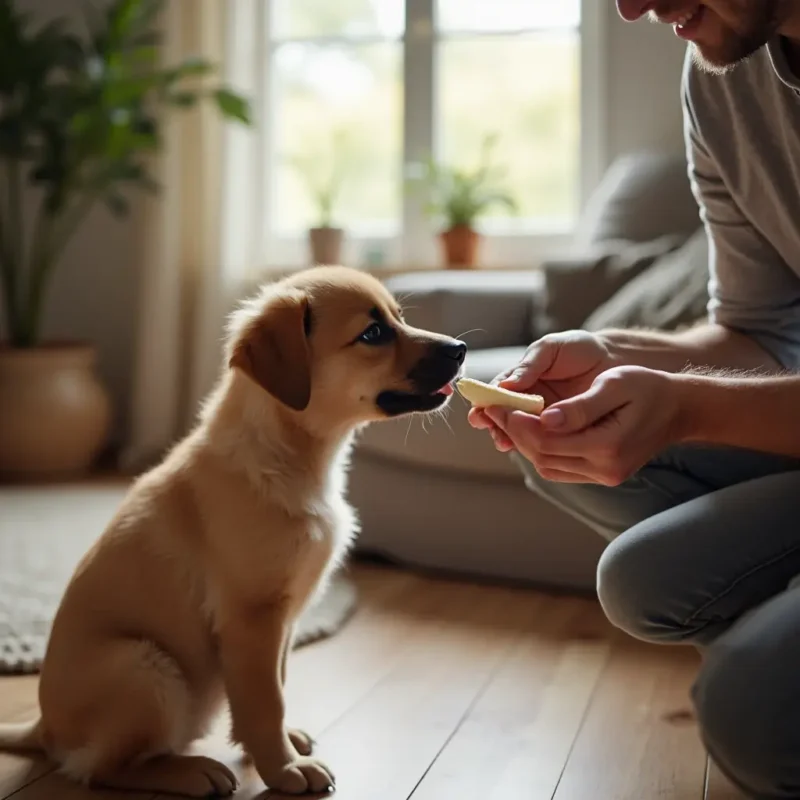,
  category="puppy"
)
[0,266,466,797]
